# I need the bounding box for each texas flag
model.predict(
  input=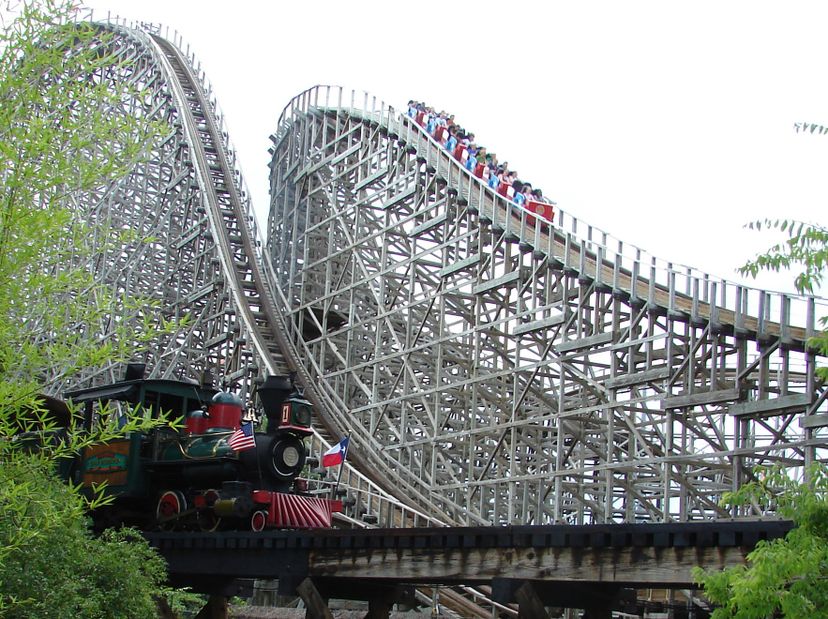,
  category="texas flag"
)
[321,436,349,467]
